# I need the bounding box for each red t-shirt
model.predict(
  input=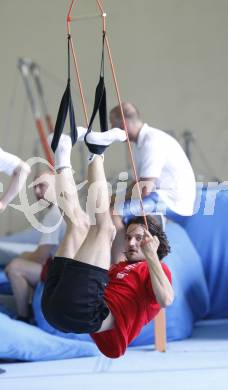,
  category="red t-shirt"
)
[91,260,171,358]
